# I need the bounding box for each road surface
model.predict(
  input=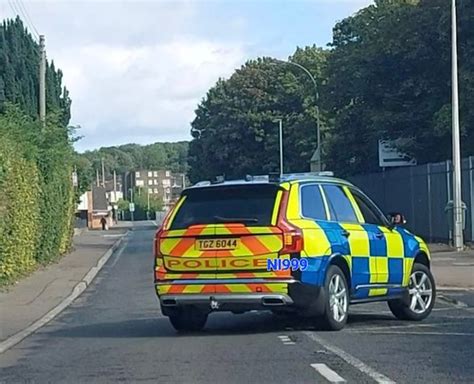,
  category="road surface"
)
[1,226,473,383]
